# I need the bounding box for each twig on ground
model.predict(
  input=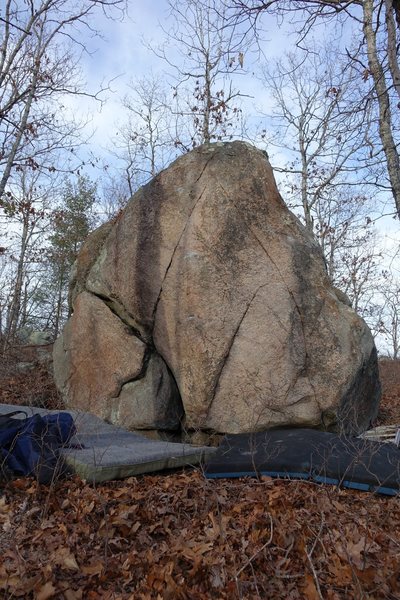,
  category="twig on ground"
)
[235,512,273,597]
[305,512,325,600]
